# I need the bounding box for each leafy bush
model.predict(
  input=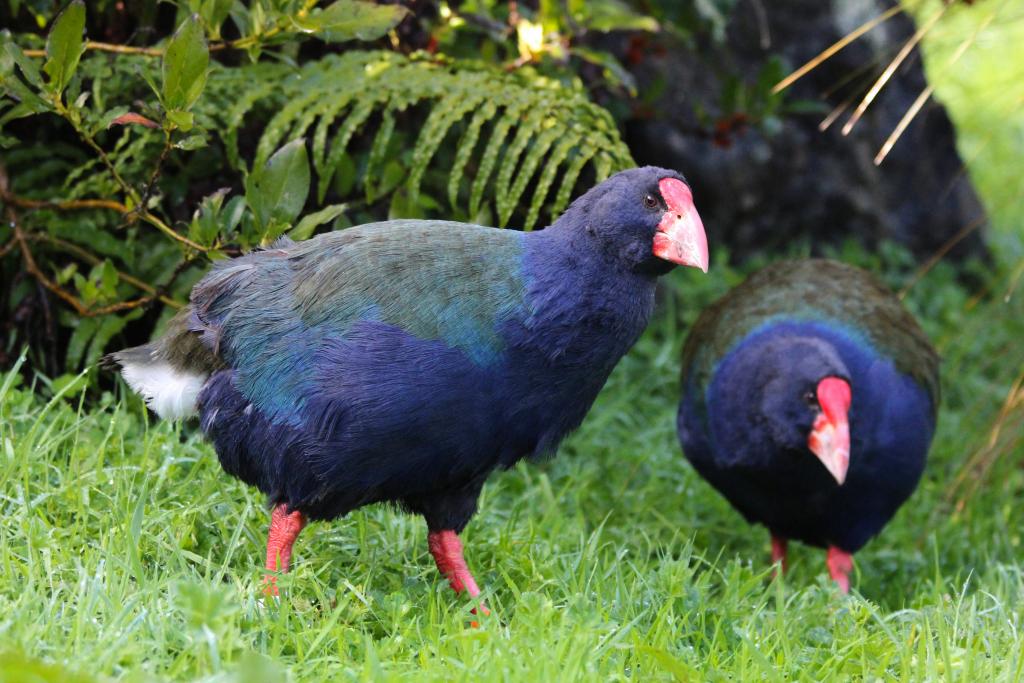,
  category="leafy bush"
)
[0,0,646,380]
